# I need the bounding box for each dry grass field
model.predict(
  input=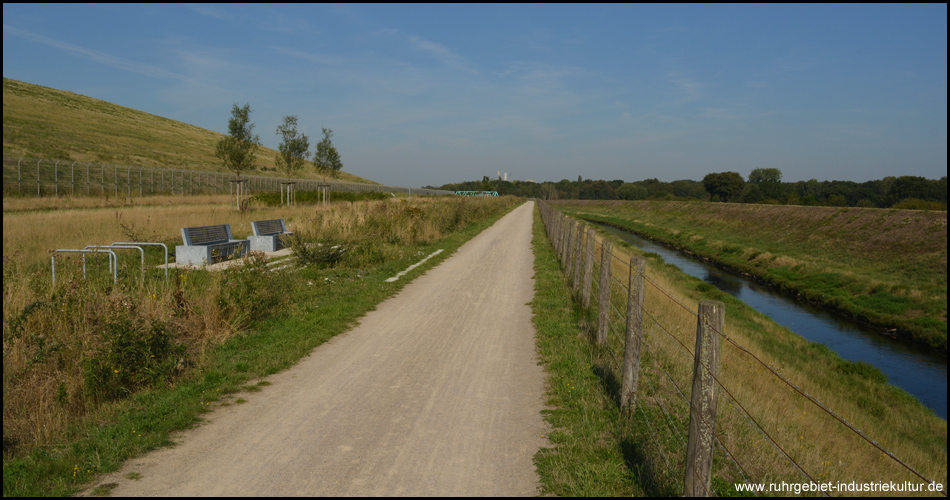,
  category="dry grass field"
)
[2,195,519,457]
